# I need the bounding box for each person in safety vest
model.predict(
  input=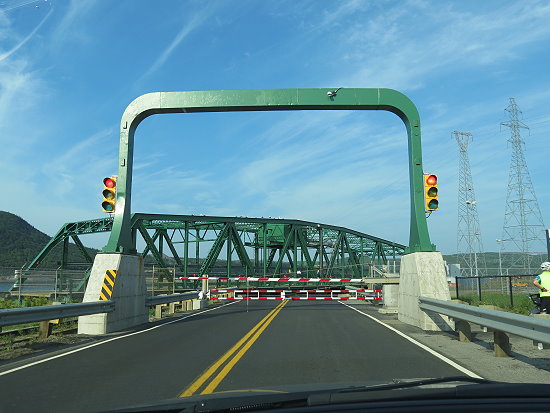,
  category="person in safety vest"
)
[533,262,550,314]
